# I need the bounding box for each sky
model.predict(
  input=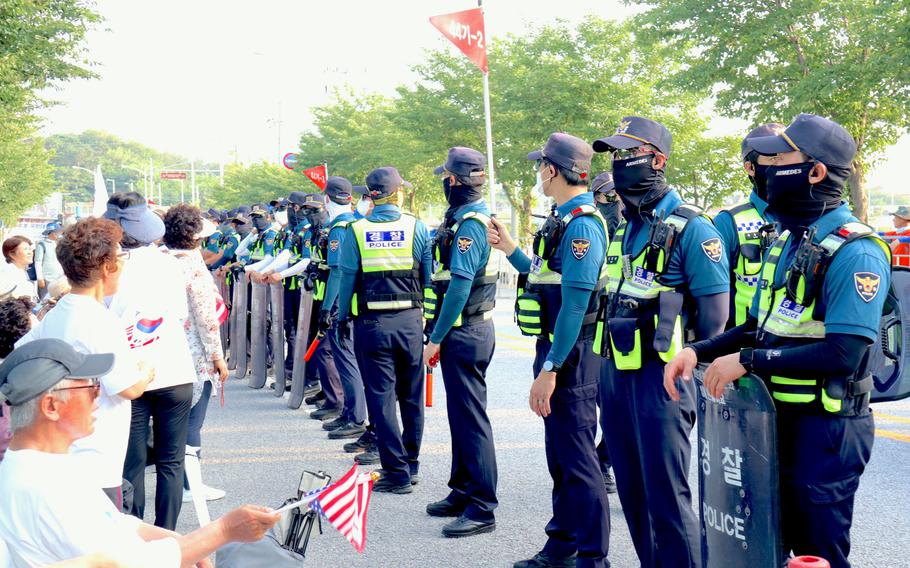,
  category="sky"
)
[38,0,906,199]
